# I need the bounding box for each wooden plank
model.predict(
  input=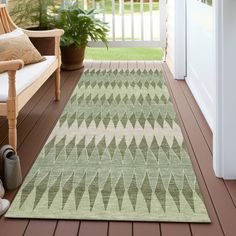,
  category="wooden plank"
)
[83,60,93,71]
[163,64,224,236]
[153,61,162,71]
[178,81,228,236]
[0,117,6,128]
[225,180,236,206]
[92,61,101,71]
[163,63,236,236]
[133,222,160,236]
[24,220,57,236]
[144,61,155,71]
[0,219,28,236]
[127,61,138,71]
[161,224,191,236]
[179,81,213,152]
[183,131,223,236]
[110,61,120,71]
[54,220,80,236]
[86,61,94,70]
[0,103,7,116]
[118,61,128,71]
[136,61,145,71]
[109,222,132,236]
[79,221,108,236]
[100,61,111,71]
